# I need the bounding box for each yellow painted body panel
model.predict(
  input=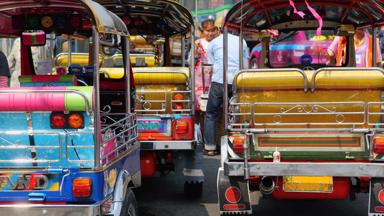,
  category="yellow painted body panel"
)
[283,176,333,193]
[238,90,381,128]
